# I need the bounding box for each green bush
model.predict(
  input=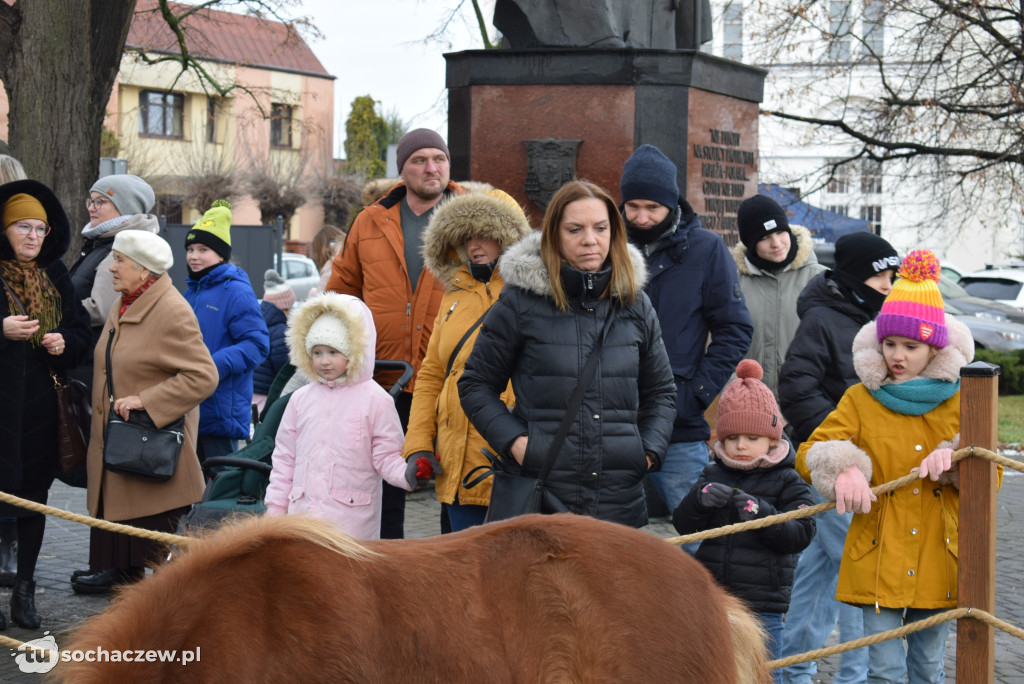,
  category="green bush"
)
[973,349,1024,395]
